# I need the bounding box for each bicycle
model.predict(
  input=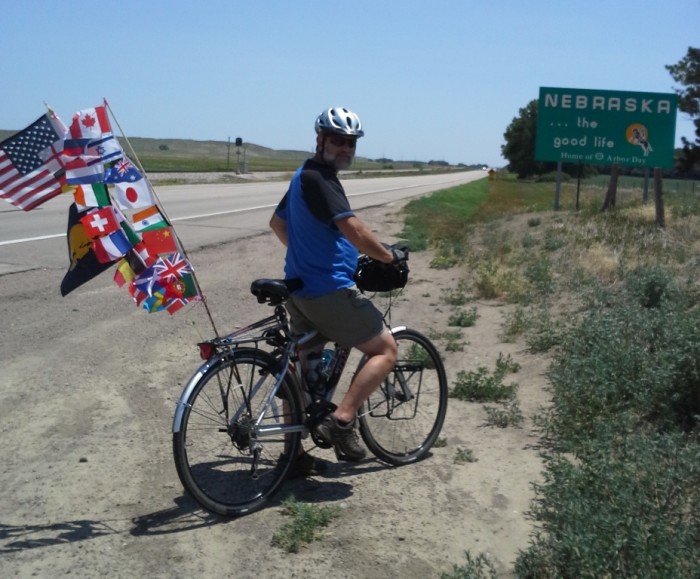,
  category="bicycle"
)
[172,262,448,517]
